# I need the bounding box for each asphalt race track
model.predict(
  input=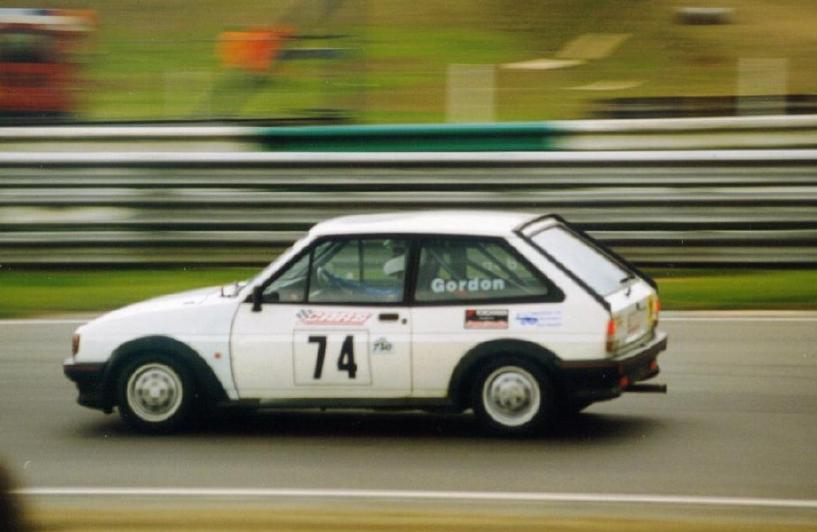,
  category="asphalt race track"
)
[1,313,817,525]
